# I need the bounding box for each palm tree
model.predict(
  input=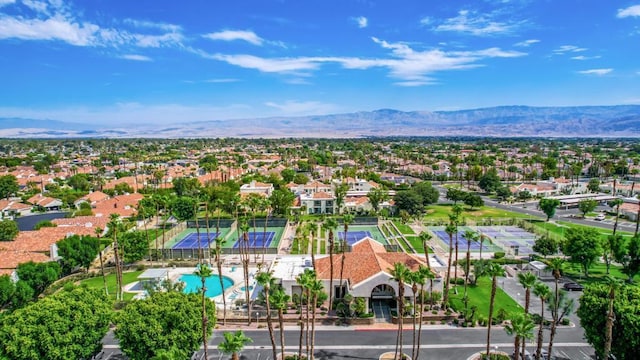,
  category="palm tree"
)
[270,288,290,358]
[505,313,536,360]
[483,262,506,358]
[94,226,108,296]
[418,231,432,270]
[339,214,354,300]
[462,229,479,304]
[518,272,538,315]
[479,234,486,260]
[609,198,623,236]
[108,214,123,301]
[547,257,564,358]
[389,262,411,360]
[533,282,551,360]
[256,270,278,360]
[409,271,419,360]
[443,222,457,309]
[451,205,463,295]
[218,330,252,360]
[604,276,622,360]
[415,265,433,359]
[322,216,339,312]
[309,276,324,360]
[194,264,212,359]
[211,198,227,324]
[239,219,252,325]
